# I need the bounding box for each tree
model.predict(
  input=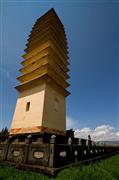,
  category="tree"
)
[0,126,9,136]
